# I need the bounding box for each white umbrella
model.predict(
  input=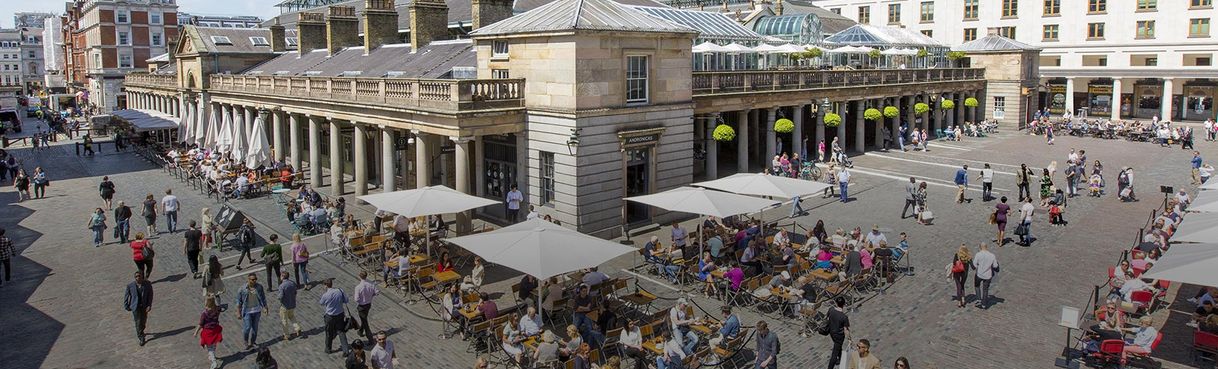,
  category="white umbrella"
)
[776,44,807,53]
[215,110,234,153]
[693,41,729,53]
[1140,244,1218,287]
[721,43,755,53]
[1169,212,1218,243]
[753,44,784,53]
[1201,180,1218,191]
[695,172,831,199]
[205,106,220,149]
[245,112,271,168]
[625,186,779,219]
[359,185,499,255]
[1190,191,1218,212]
[232,110,247,160]
[855,46,876,53]
[831,46,861,53]
[445,218,637,281]
[193,106,208,147]
[178,107,192,143]
[881,48,906,55]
